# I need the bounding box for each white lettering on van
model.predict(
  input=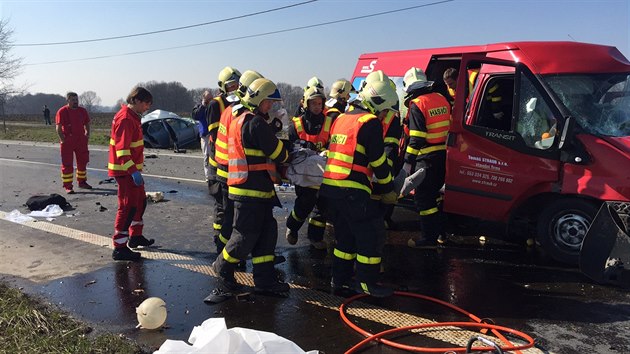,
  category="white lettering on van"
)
[360,60,377,74]
[485,131,516,141]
